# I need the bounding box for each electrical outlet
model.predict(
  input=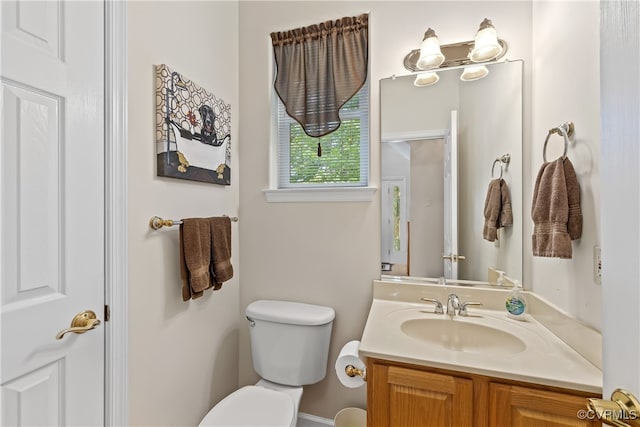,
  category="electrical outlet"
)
[594,245,602,285]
